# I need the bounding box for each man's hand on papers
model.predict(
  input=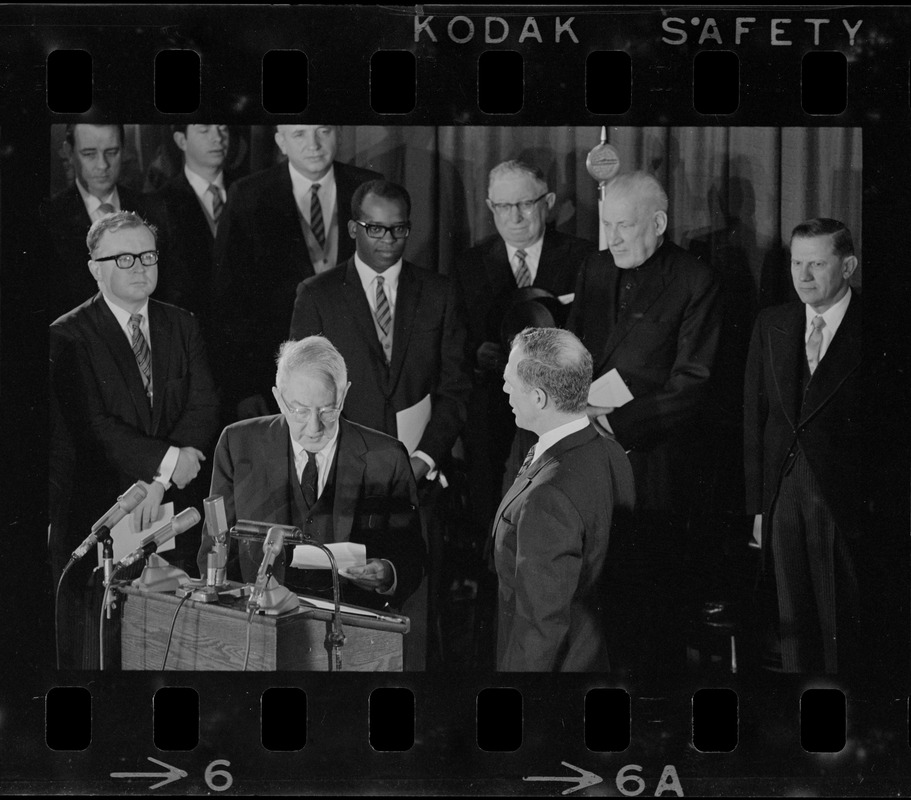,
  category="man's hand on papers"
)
[343,558,393,592]
[132,480,165,531]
